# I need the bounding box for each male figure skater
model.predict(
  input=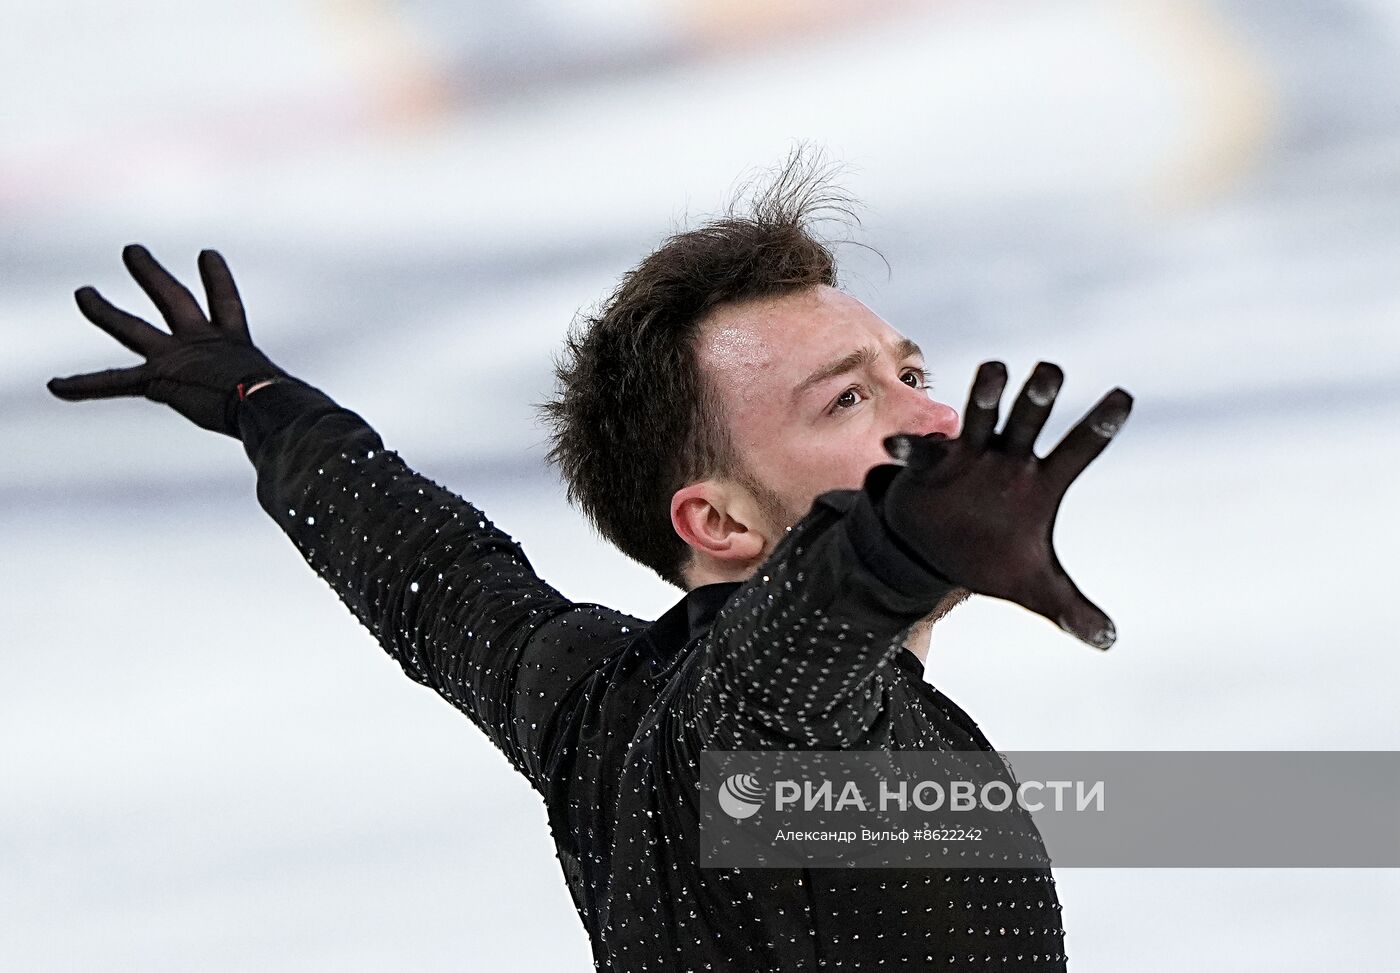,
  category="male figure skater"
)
[48,161,1132,970]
